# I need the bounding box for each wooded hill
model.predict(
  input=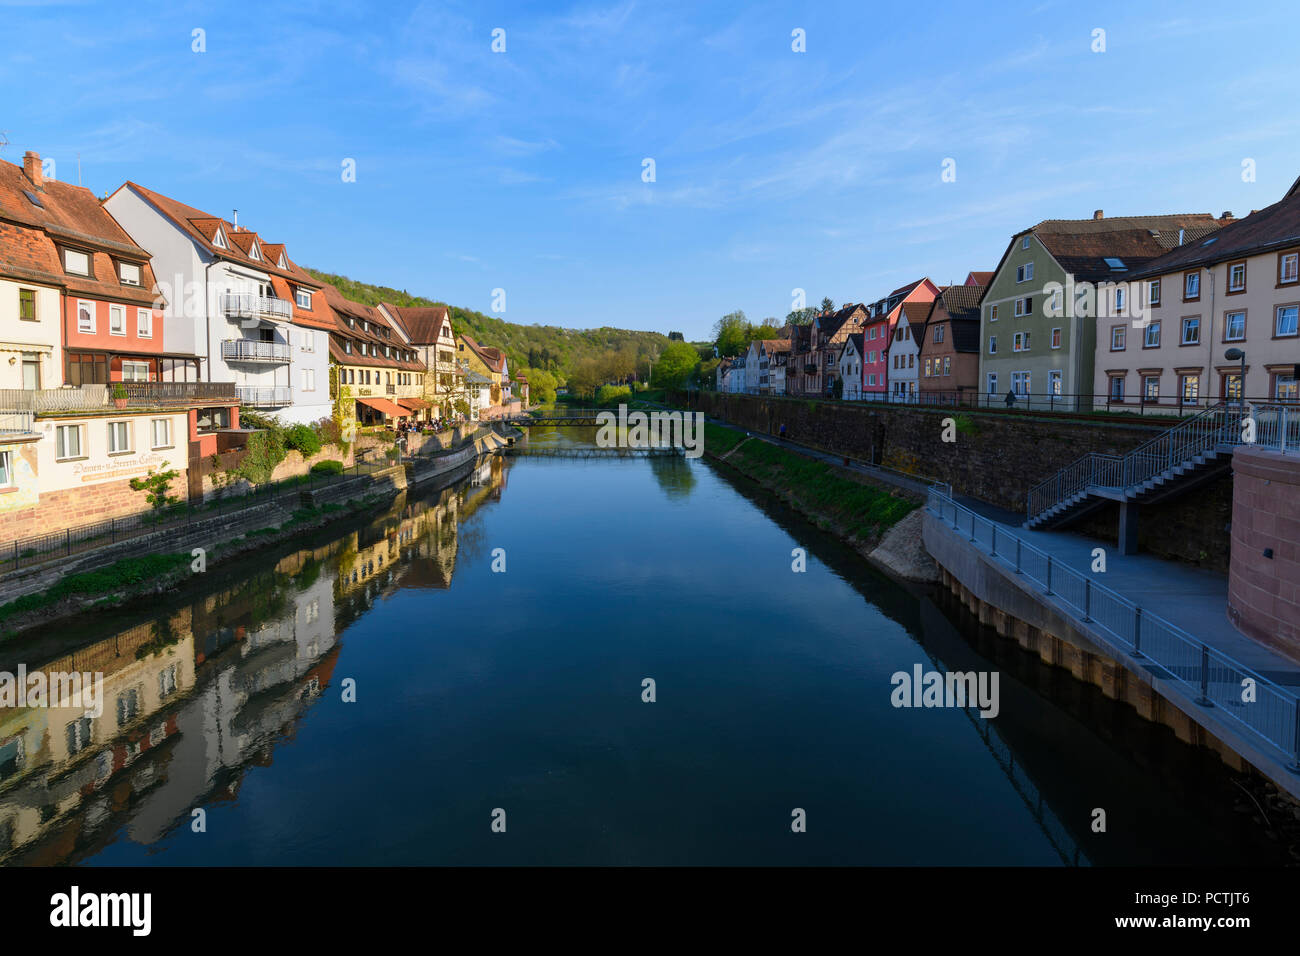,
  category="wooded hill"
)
[304,268,672,378]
